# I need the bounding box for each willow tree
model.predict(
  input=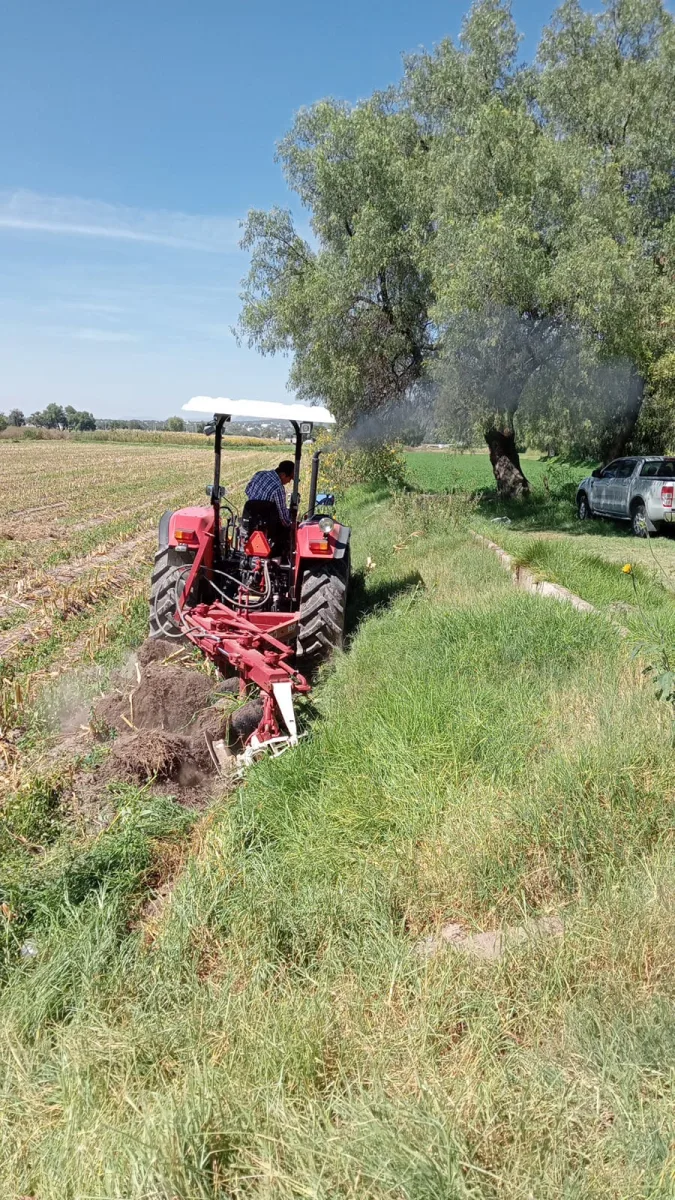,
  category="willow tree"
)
[238,100,436,426]
[238,0,675,497]
[416,0,674,490]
